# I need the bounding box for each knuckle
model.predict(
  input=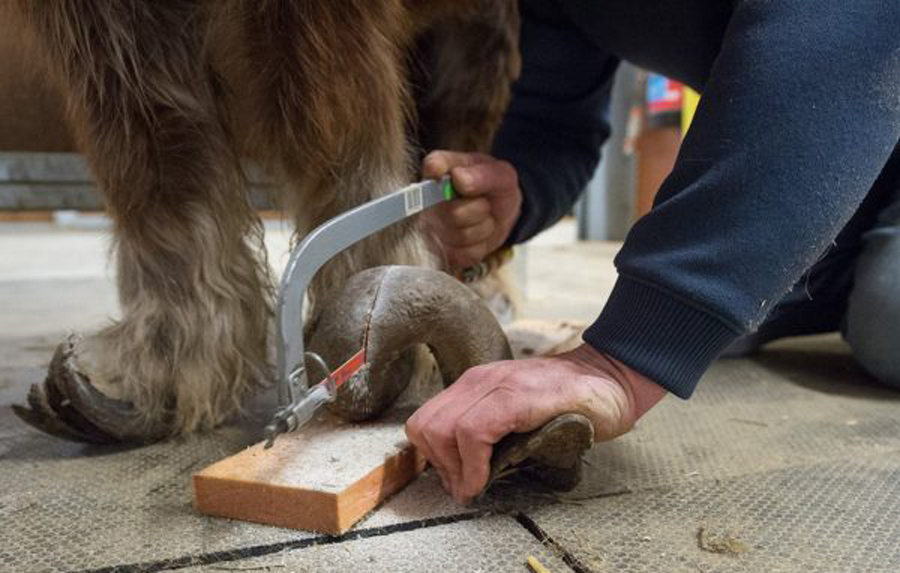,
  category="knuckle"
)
[422,424,455,448]
[466,362,504,383]
[449,205,477,225]
[405,418,423,441]
[474,198,492,216]
[459,364,487,381]
[456,227,473,244]
[454,169,478,193]
[470,363,494,376]
[451,201,486,226]
[459,152,479,165]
